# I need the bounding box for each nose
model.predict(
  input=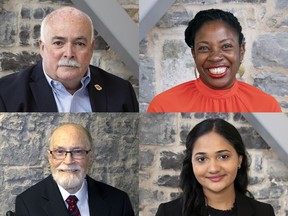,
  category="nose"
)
[64,43,75,59]
[208,159,220,173]
[208,48,223,62]
[63,152,74,164]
